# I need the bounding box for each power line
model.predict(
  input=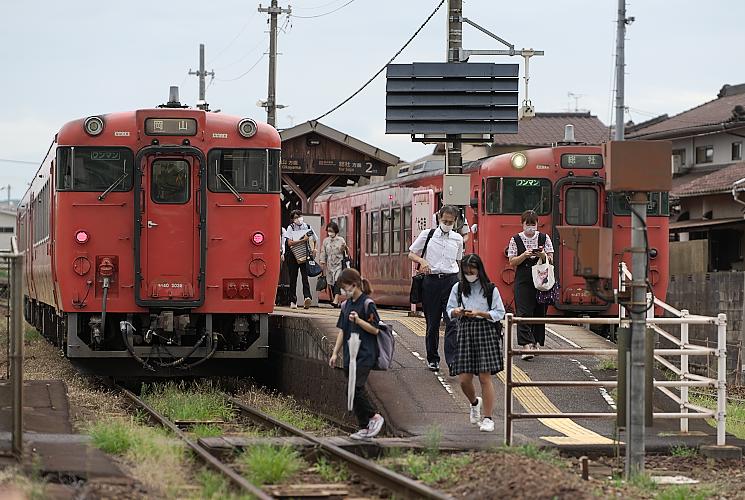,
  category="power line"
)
[293,0,348,10]
[211,12,260,64]
[214,51,268,82]
[0,158,37,165]
[292,0,358,18]
[313,0,445,121]
[214,38,266,71]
